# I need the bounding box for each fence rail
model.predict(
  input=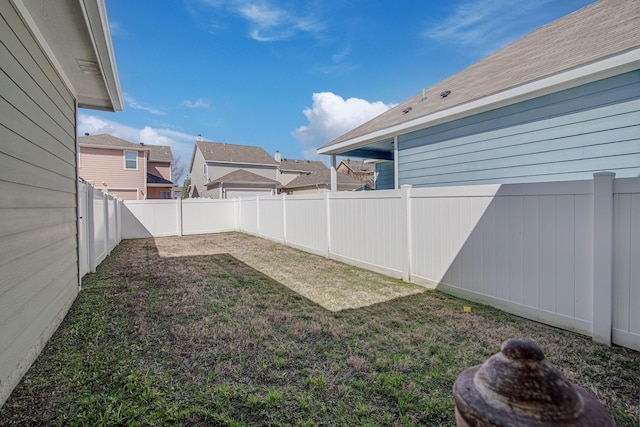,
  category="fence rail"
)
[116,174,640,351]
